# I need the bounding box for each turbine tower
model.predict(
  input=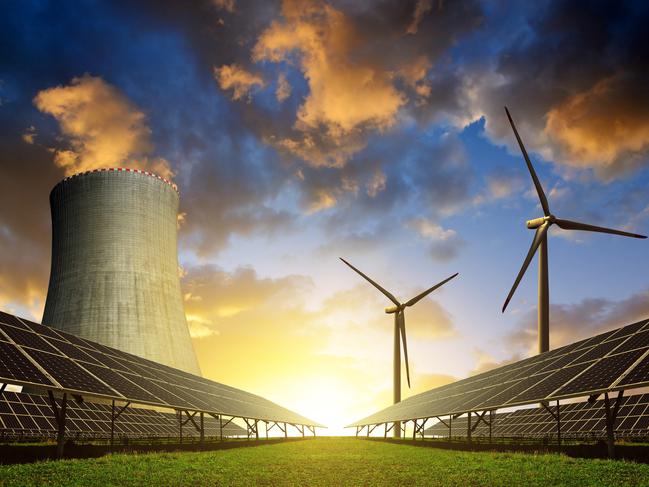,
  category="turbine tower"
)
[501,107,646,354]
[340,257,458,437]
